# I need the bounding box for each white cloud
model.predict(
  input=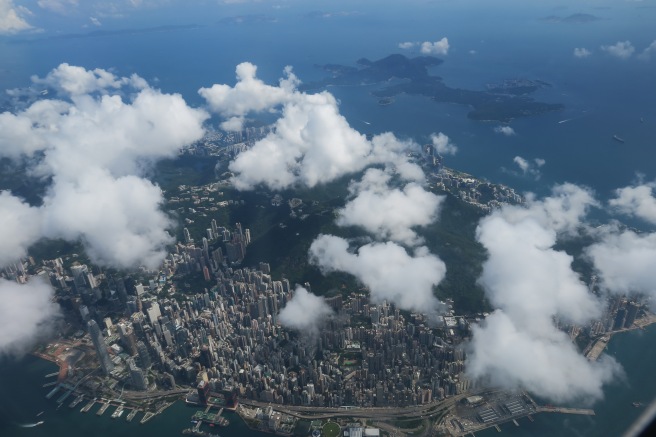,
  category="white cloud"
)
[574,47,592,58]
[512,156,545,180]
[467,311,620,403]
[638,40,656,60]
[609,181,656,225]
[494,125,515,136]
[90,16,102,26]
[0,0,32,34]
[42,169,174,269]
[0,64,208,269]
[0,277,61,356]
[204,64,423,190]
[466,185,620,402]
[0,192,42,267]
[278,286,333,336]
[601,41,635,59]
[587,229,656,299]
[336,168,445,246]
[32,63,146,96]
[496,183,597,236]
[199,63,299,119]
[309,235,446,316]
[398,41,416,50]
[430,132,458,156]
[420,38,450,56]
